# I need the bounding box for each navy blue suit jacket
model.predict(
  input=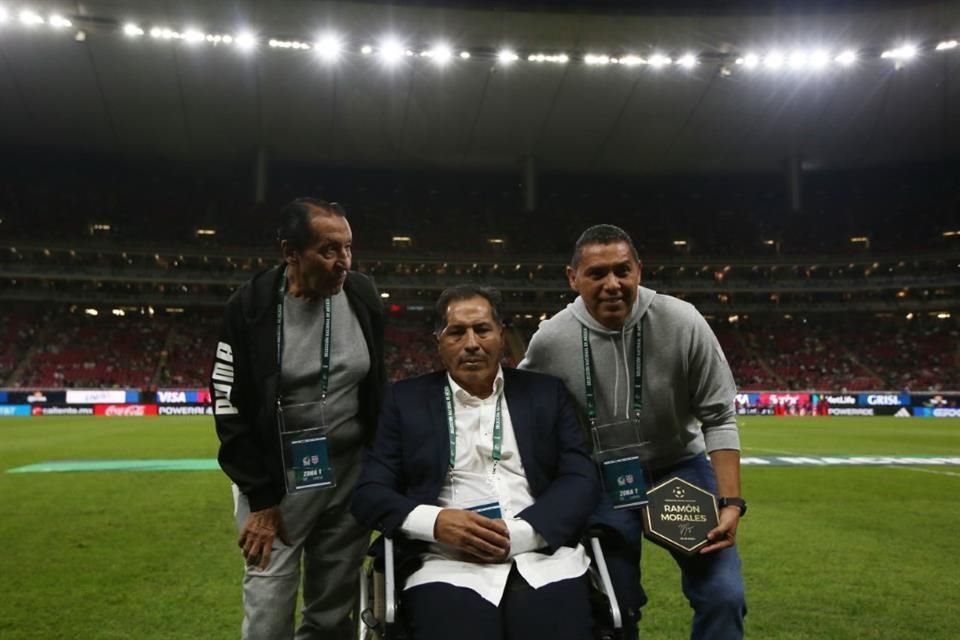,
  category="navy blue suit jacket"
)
[352,367,599,555]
